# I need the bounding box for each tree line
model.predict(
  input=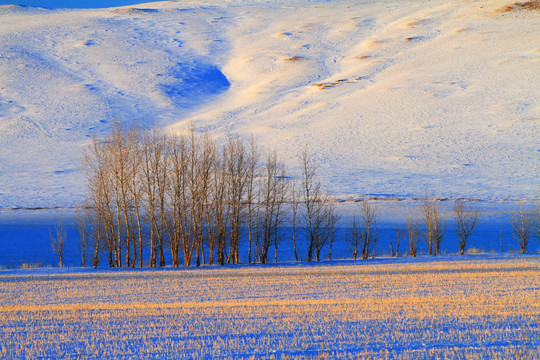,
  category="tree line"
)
[75,123,344,268]
[54,123,539,268]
